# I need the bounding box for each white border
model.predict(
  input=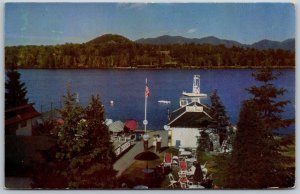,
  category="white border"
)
[0,1,298,194]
